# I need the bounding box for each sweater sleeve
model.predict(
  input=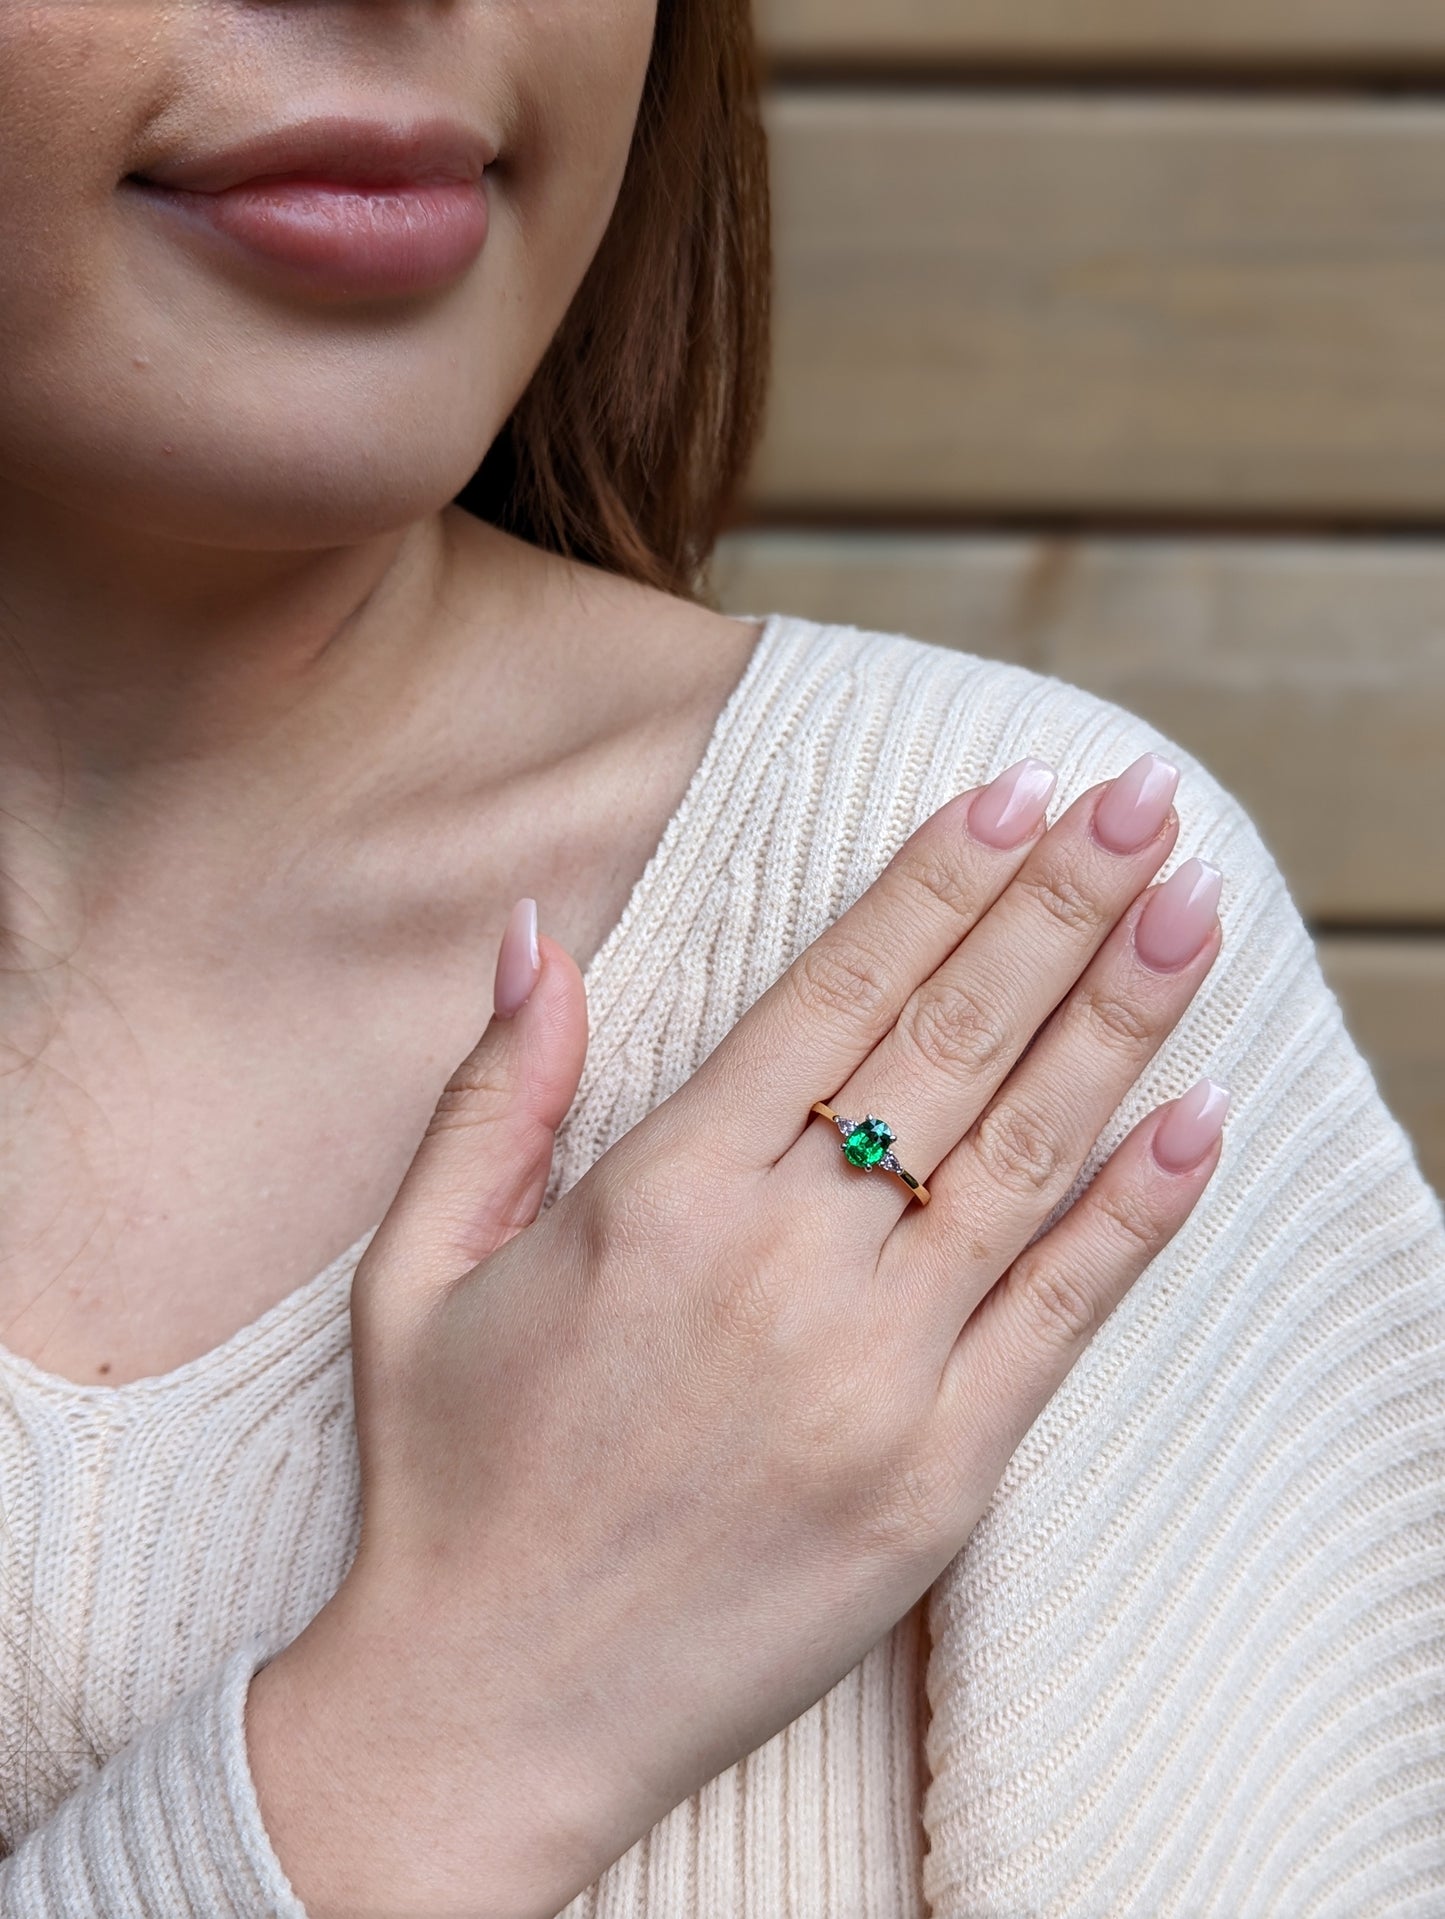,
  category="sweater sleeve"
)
[912,689,1445,1915]
[0,1634,309,1918]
